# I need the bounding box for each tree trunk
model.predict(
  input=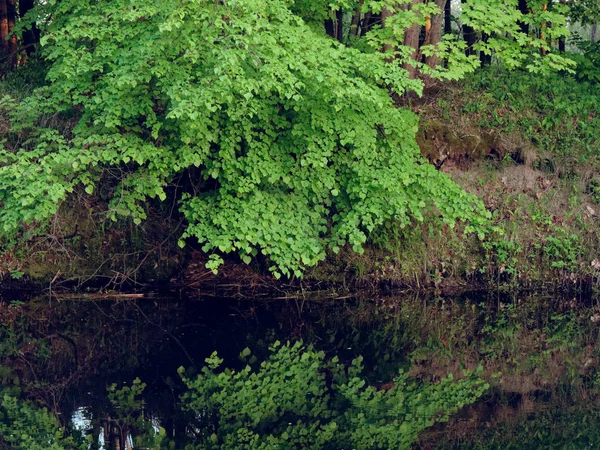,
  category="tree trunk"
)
[336,8,343,42]
[444,0,451,34]
[592,23,598,43]
[325,18,335,38]
[403,0,423,78]
[461,0,477,56]
[7,0,16,67]
[425,0,447,68]
[350,0,363,36]
[518,0,529,34]
[360,11,371,35]
[381,7,394,54]
[0,0,8,64]
[540,3,547,55]
[19,0,39,55]
[462,25,476,55]
[362,11,380,35]
[479,33,492,65]
[558,0,566,51]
